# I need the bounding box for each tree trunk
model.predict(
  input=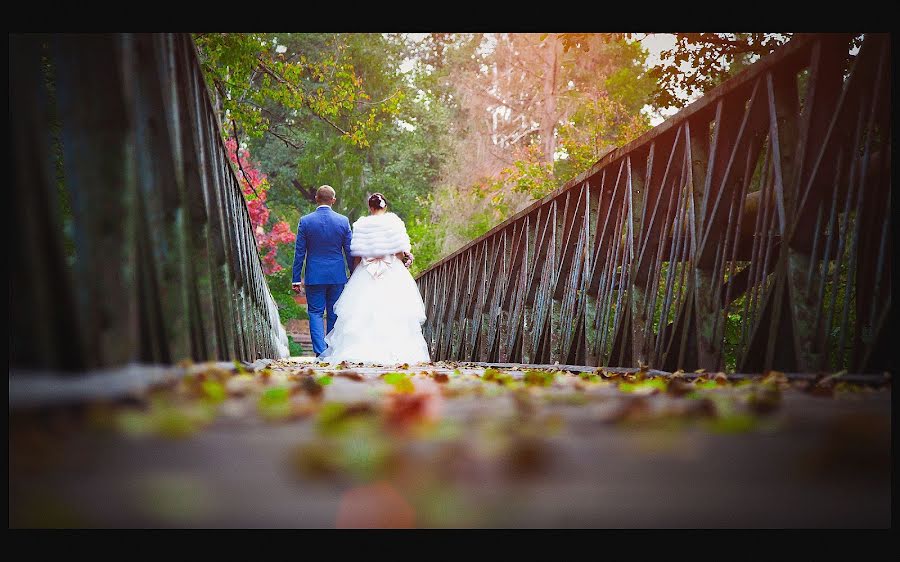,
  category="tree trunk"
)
[539,35,561,164]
